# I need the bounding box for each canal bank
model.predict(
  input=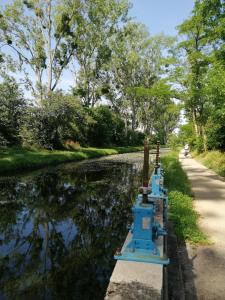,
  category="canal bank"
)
[0,146,143,175]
